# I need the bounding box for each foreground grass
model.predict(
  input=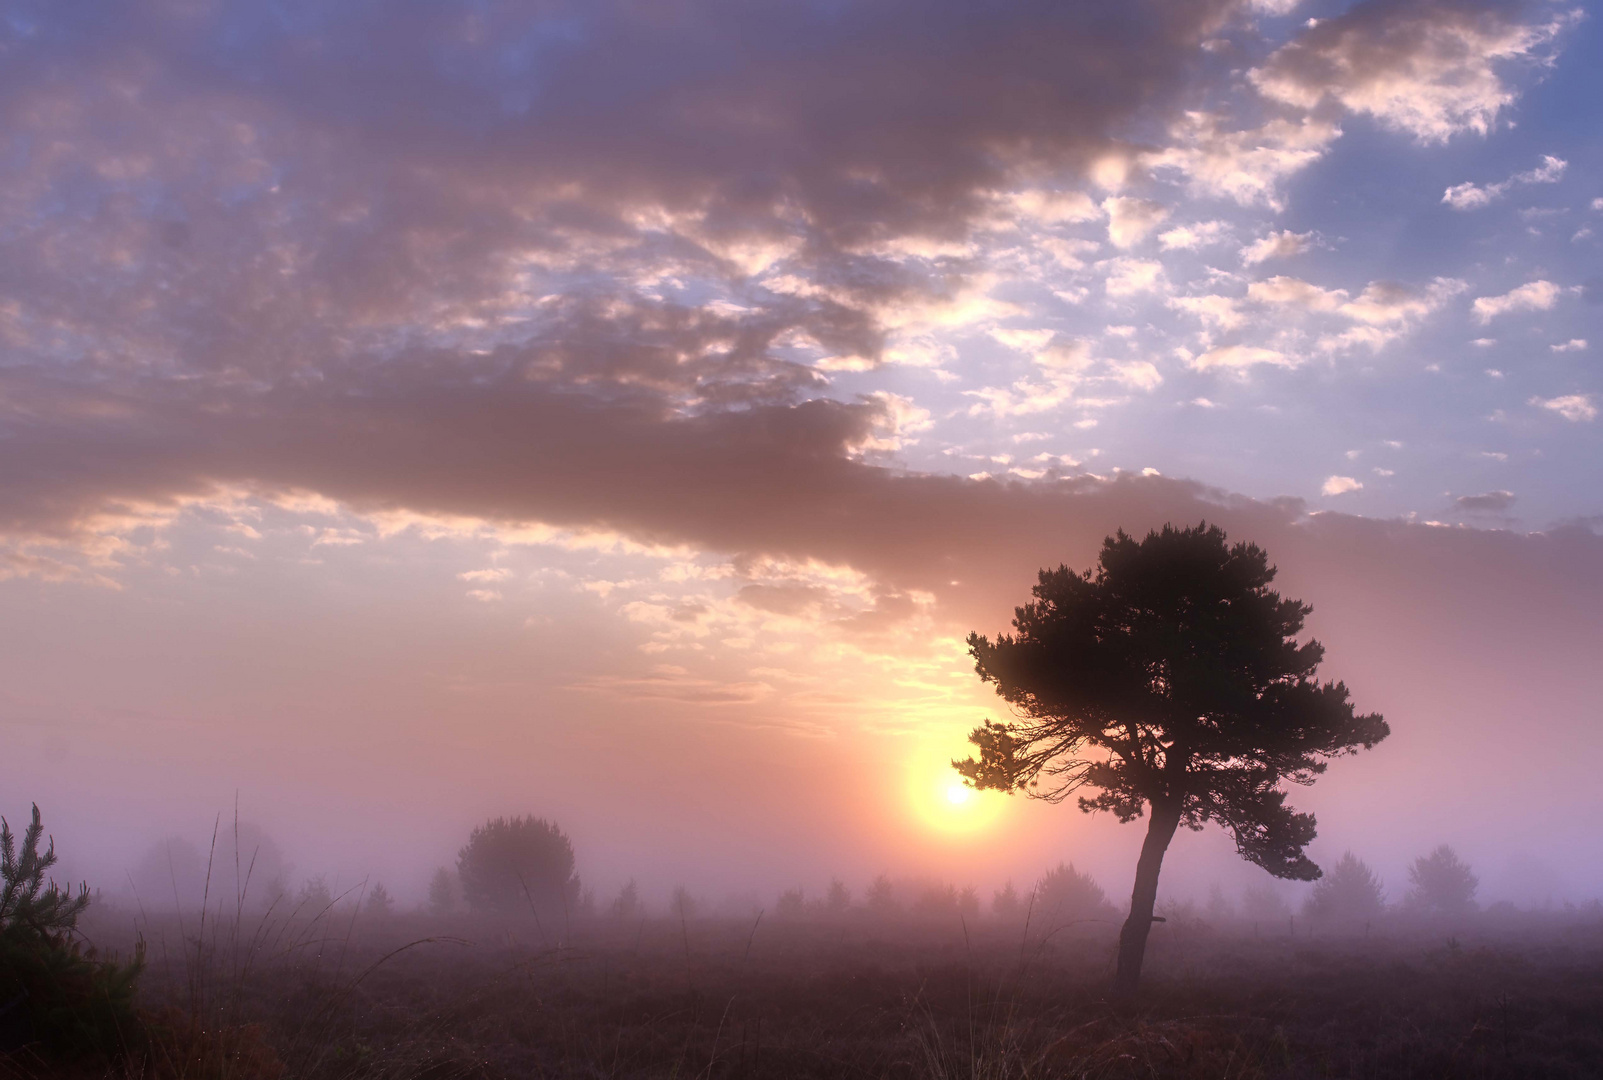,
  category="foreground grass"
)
[6,909,1603,1079]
